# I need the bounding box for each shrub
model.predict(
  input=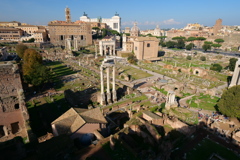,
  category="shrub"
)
[210,63,222,72]
[186,56,192,60]
[200,56,206,61]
